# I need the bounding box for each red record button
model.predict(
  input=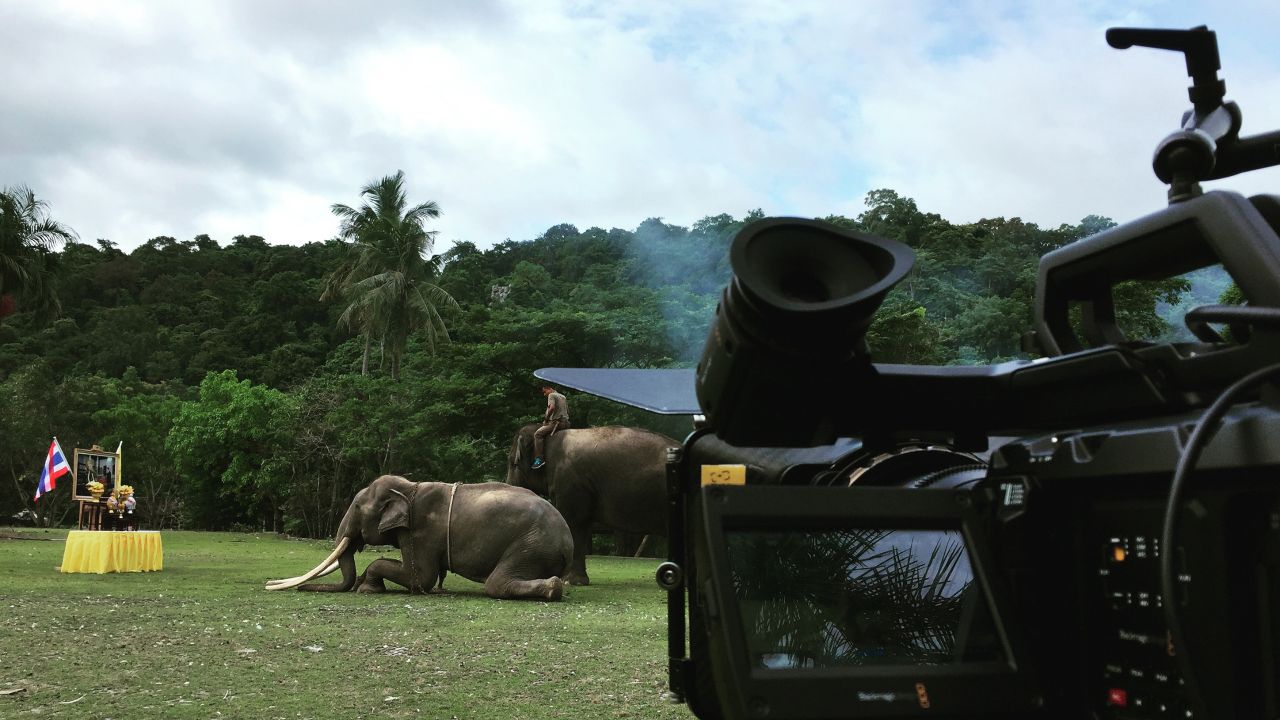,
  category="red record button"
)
[1107,688,1128,707]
